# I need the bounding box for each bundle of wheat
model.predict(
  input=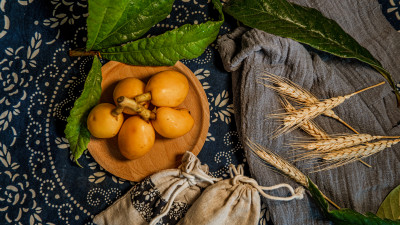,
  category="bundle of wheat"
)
[260,72,388,171]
